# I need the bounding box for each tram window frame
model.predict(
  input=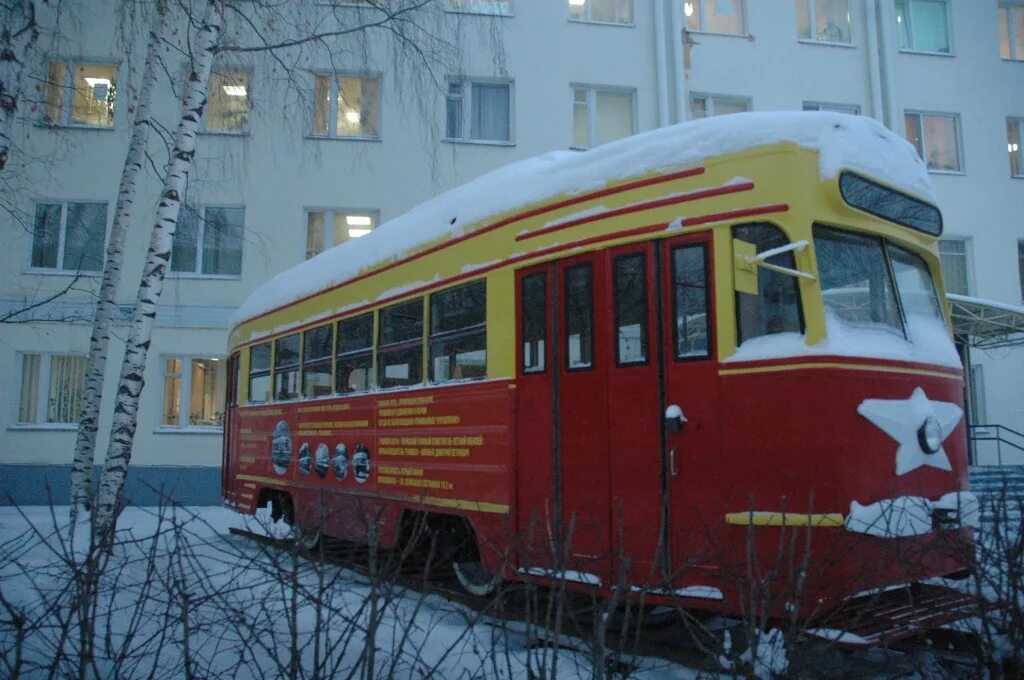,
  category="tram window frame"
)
[564,263,595,371]
[336,312,374,394]
[302,324,334,398]
[429,280,487,383]
[248,342,271,403]
[274,333,301,401]
[612,253,649,366]
[671,243,711,360]
[521,273,547,373]
[733,223,805,345]
[377,298,424,389]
